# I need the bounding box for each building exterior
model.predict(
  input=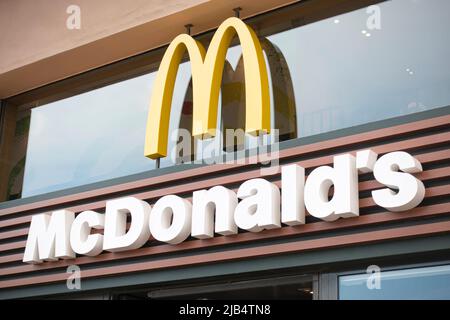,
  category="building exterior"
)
[0,0,449,300]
